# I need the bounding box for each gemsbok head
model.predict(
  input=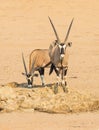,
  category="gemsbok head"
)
[22,53,38,88]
